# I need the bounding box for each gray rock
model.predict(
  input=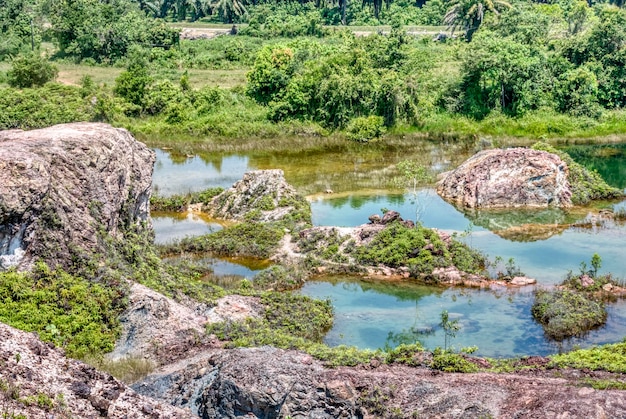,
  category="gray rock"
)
[135,346,626,418]
[206,169,309,223]
[0,122,154,270]
[437,148,572,208]
[0,321,193,418]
